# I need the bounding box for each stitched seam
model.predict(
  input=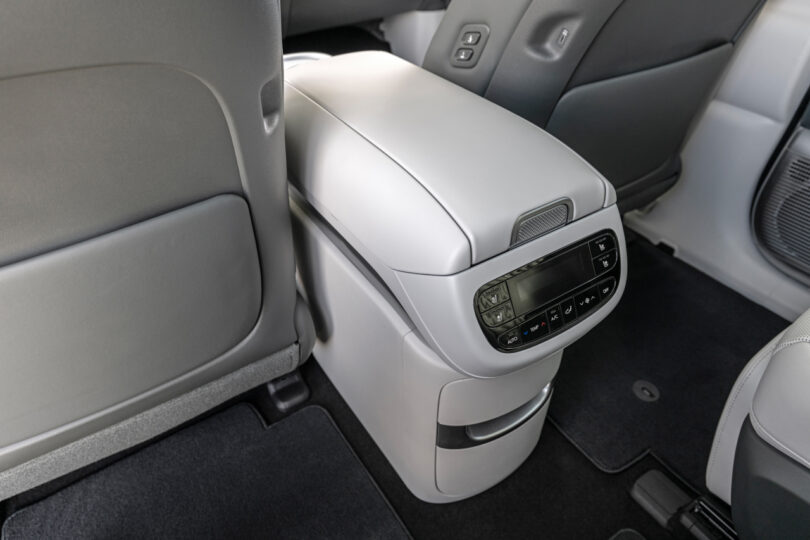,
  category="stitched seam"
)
[750,407,810,470]
[773,337,810,354]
